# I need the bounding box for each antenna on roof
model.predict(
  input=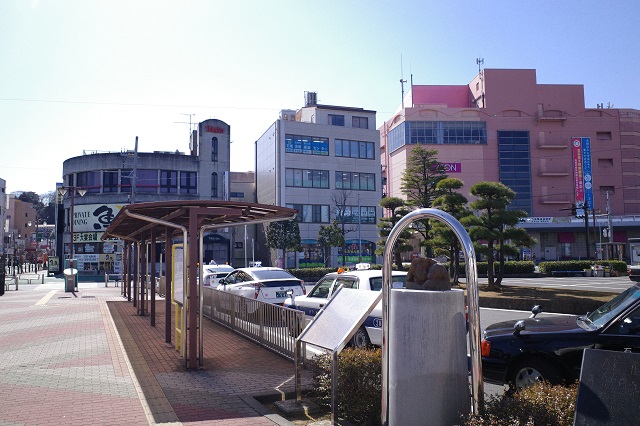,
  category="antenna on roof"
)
[400,55,407,109]
[476,57,485,107]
